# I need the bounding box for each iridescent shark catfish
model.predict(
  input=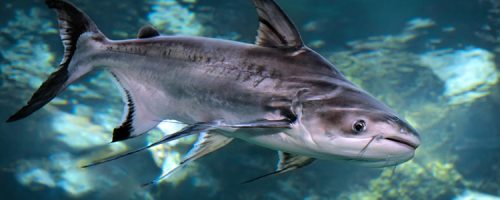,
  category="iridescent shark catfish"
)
[7,0,420,183]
